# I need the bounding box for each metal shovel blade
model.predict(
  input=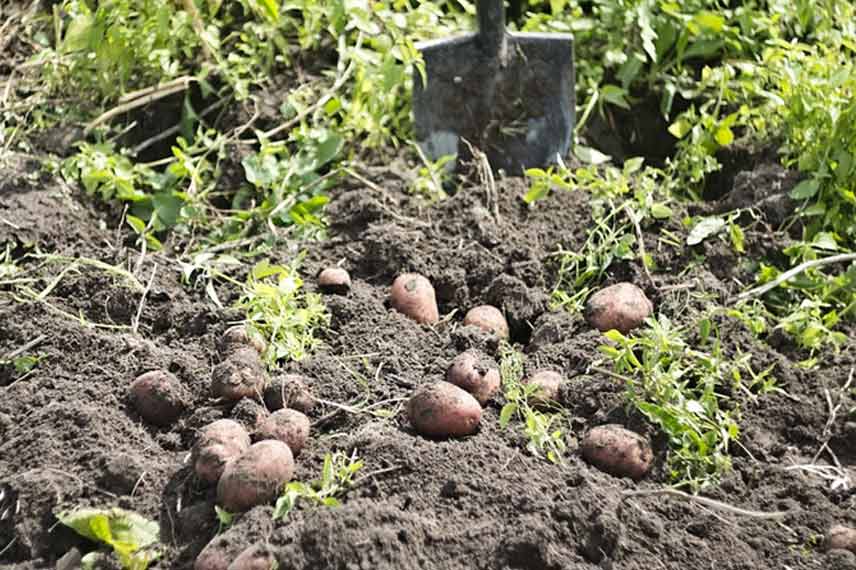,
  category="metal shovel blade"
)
[413,2,574,175]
